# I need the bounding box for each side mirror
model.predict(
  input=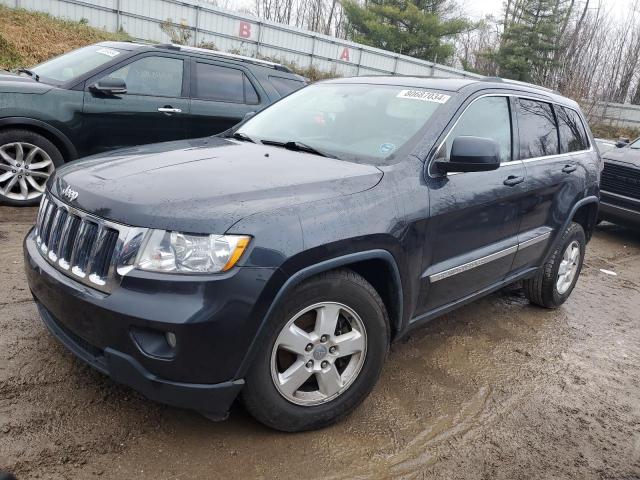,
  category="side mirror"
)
[90,77,127,96]
[615,140,628,148]
[243,111,256,121]
[434,136,501,174]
